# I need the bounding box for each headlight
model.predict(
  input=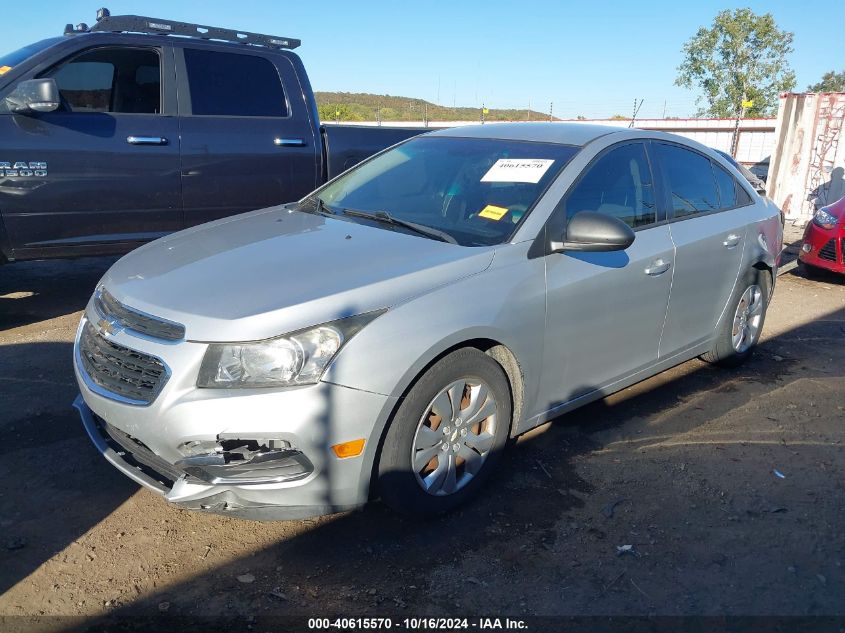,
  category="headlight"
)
[197,311,384,389]
[813,207,838,230]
